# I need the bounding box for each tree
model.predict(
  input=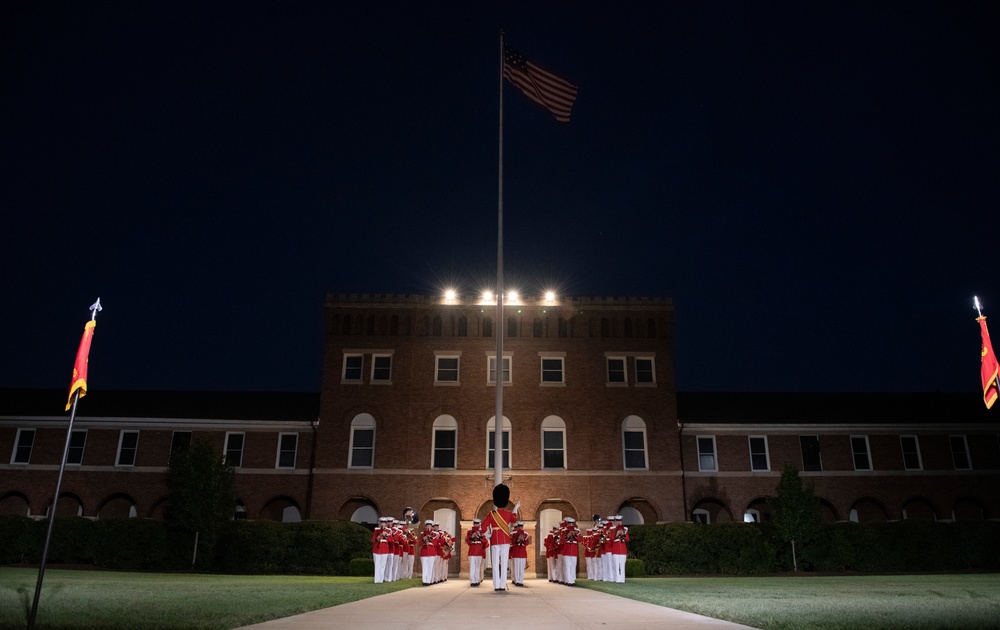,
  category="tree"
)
[768,463,820,571]
[166,439,236,568]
